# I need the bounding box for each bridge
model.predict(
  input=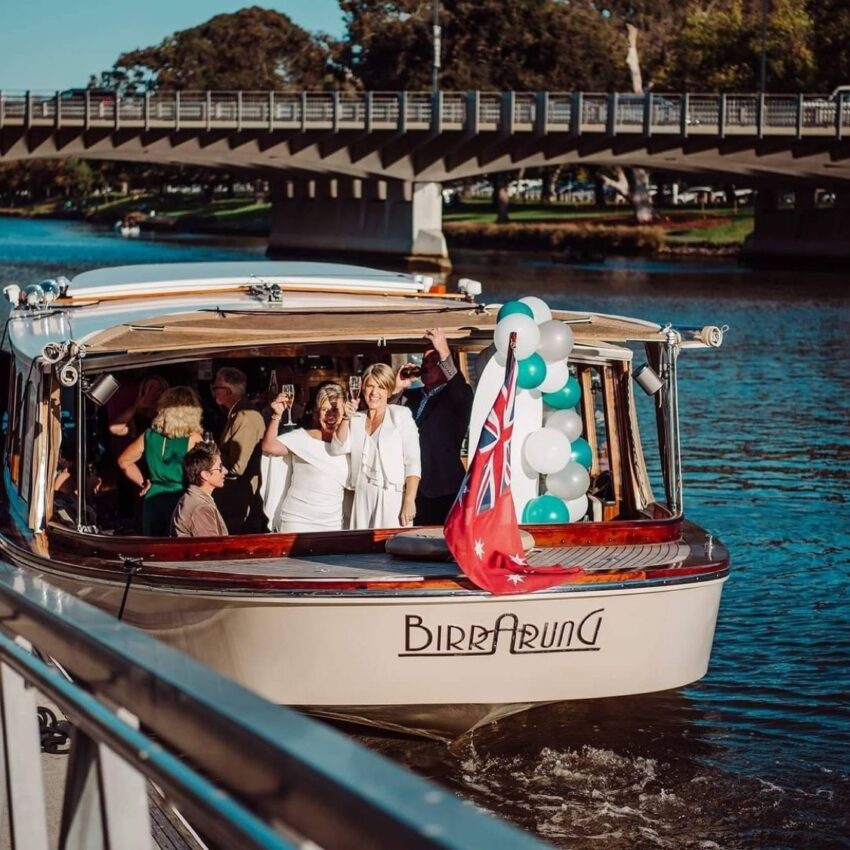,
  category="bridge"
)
[3,89,850,265]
